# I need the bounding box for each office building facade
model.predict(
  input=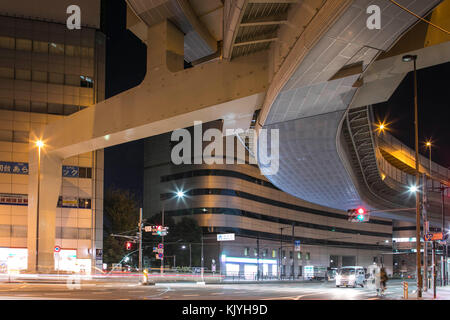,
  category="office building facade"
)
[144,123,394,279]
[0,1,104,273]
